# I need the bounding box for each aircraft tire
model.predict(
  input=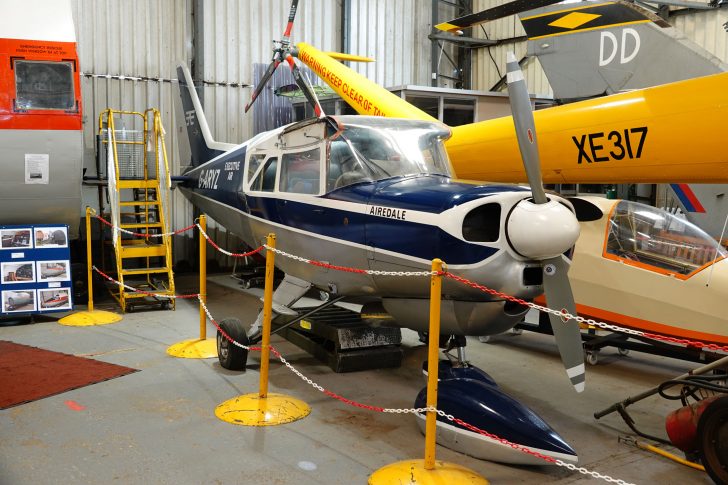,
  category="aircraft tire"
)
[217,318,249,370]
[697,395,728,485]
